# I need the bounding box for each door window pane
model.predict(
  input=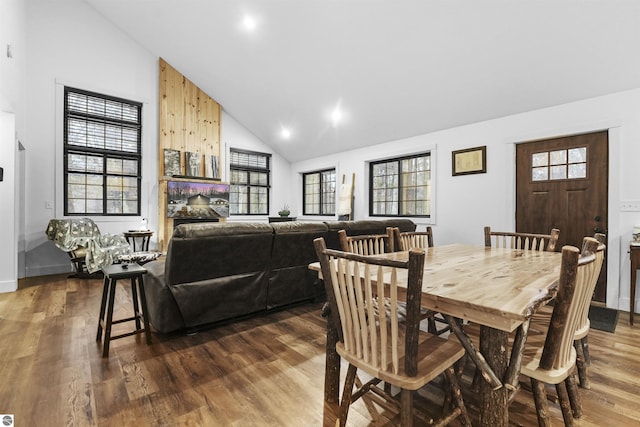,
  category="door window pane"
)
[550,150,566,165]
[568,147,587,163]
[530,146,587,182]
[568,163,587,179]
[532,152,548,167]
[532,167,548,181]
[550,165,567,180]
